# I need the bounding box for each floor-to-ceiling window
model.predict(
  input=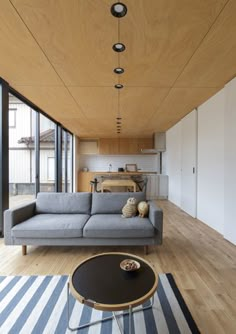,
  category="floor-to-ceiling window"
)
[62,129,66,192]
[39,114,56,192]
[62,130,73,192]
[0,80,74,235]
[67,133,73,192]
[8,94,36,208]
